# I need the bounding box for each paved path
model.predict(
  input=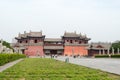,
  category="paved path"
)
[0,59,23,72]
[55,56,120,75]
